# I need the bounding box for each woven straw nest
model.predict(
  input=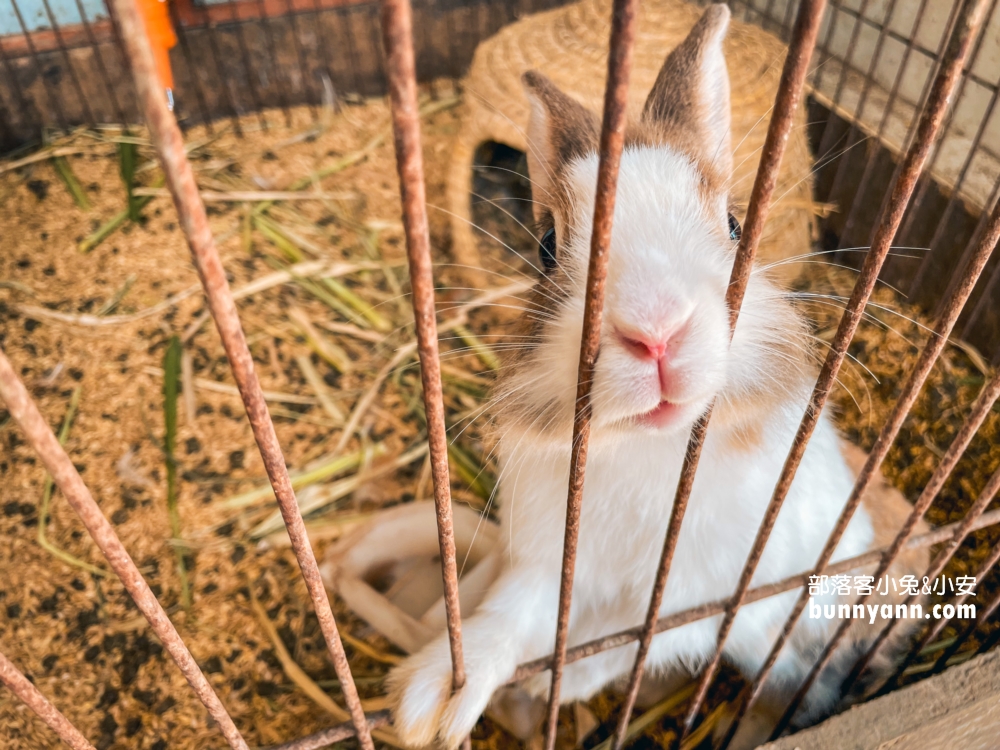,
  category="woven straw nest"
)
[447,0,815,284]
